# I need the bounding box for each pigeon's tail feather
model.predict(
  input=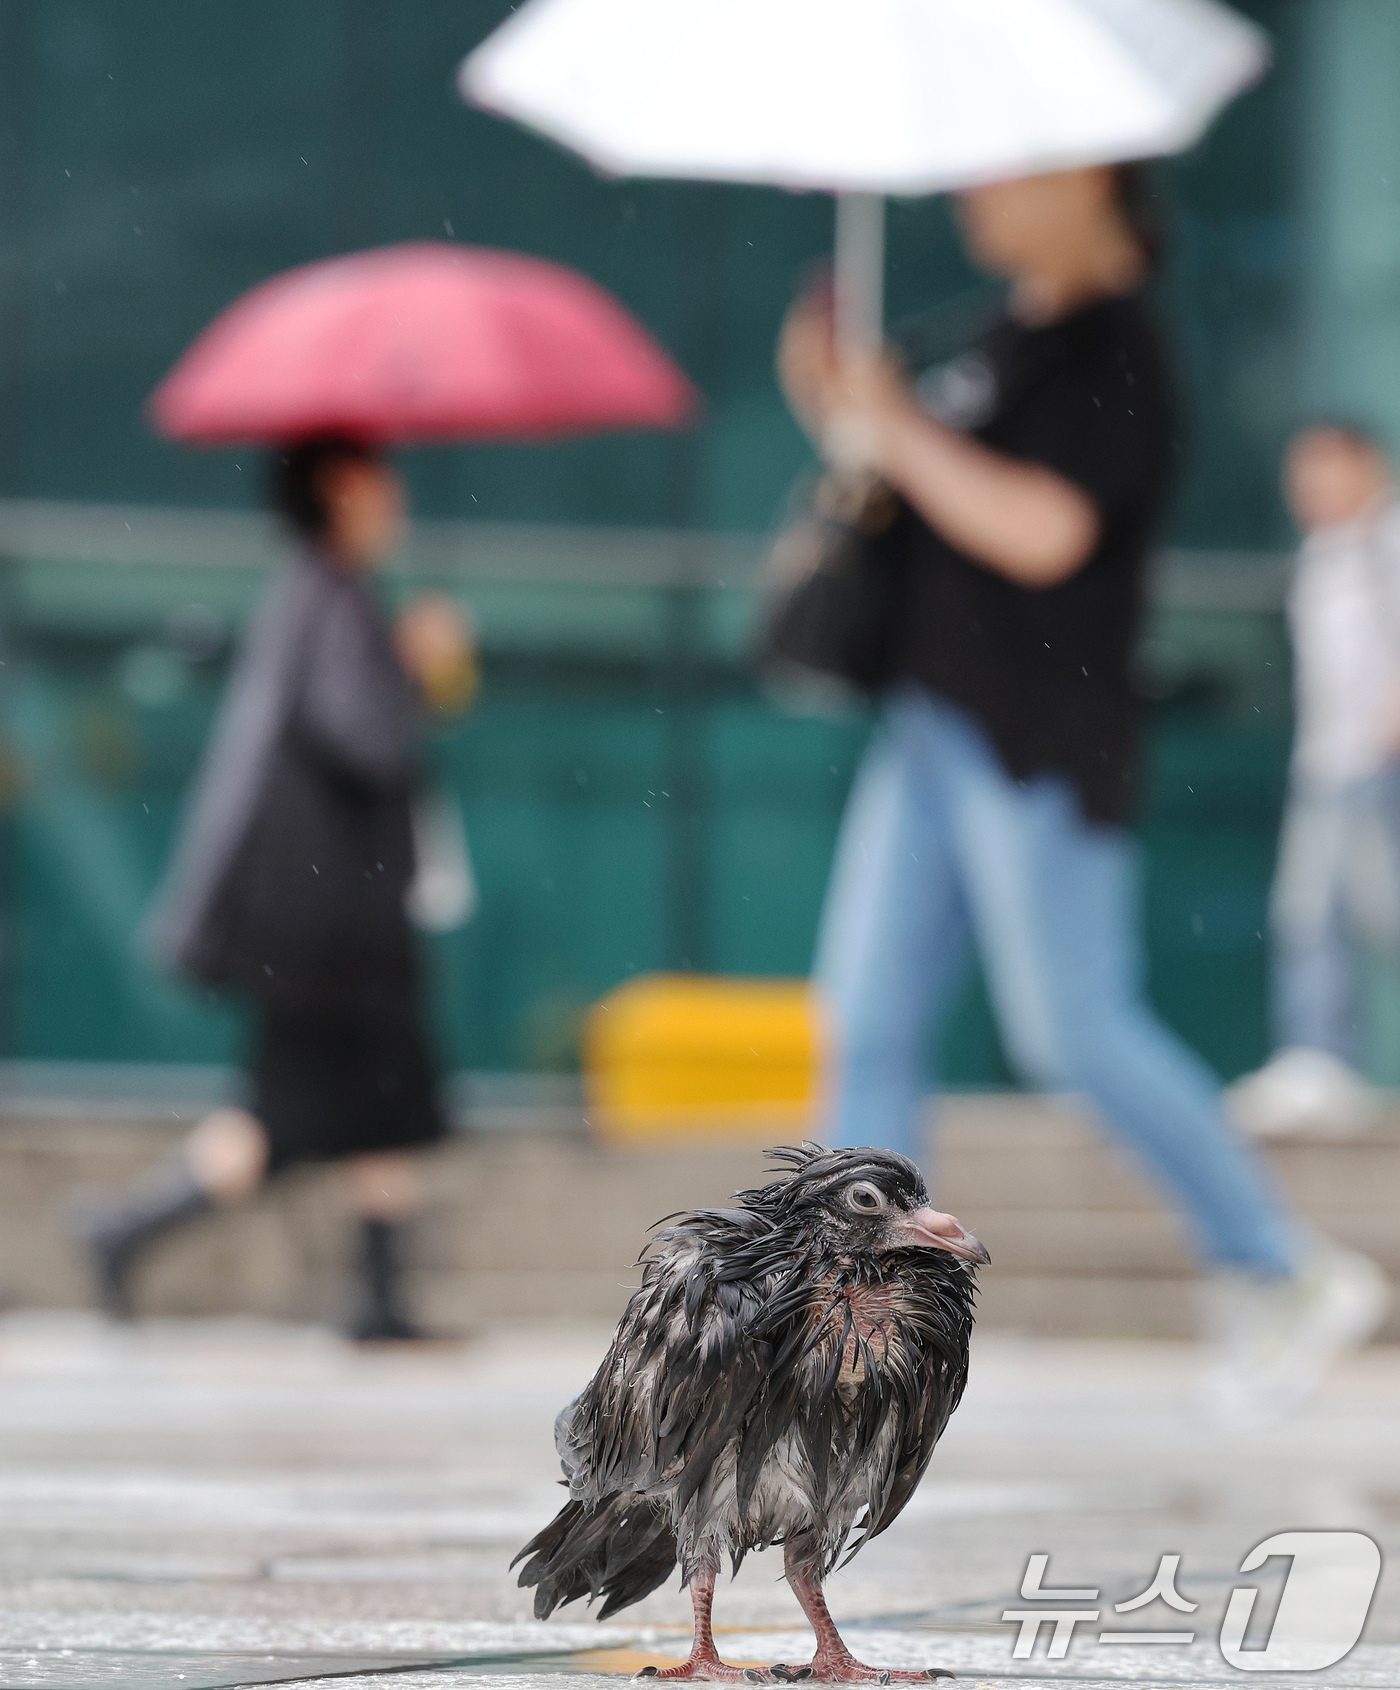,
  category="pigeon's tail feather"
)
[513,1493,677,1621]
